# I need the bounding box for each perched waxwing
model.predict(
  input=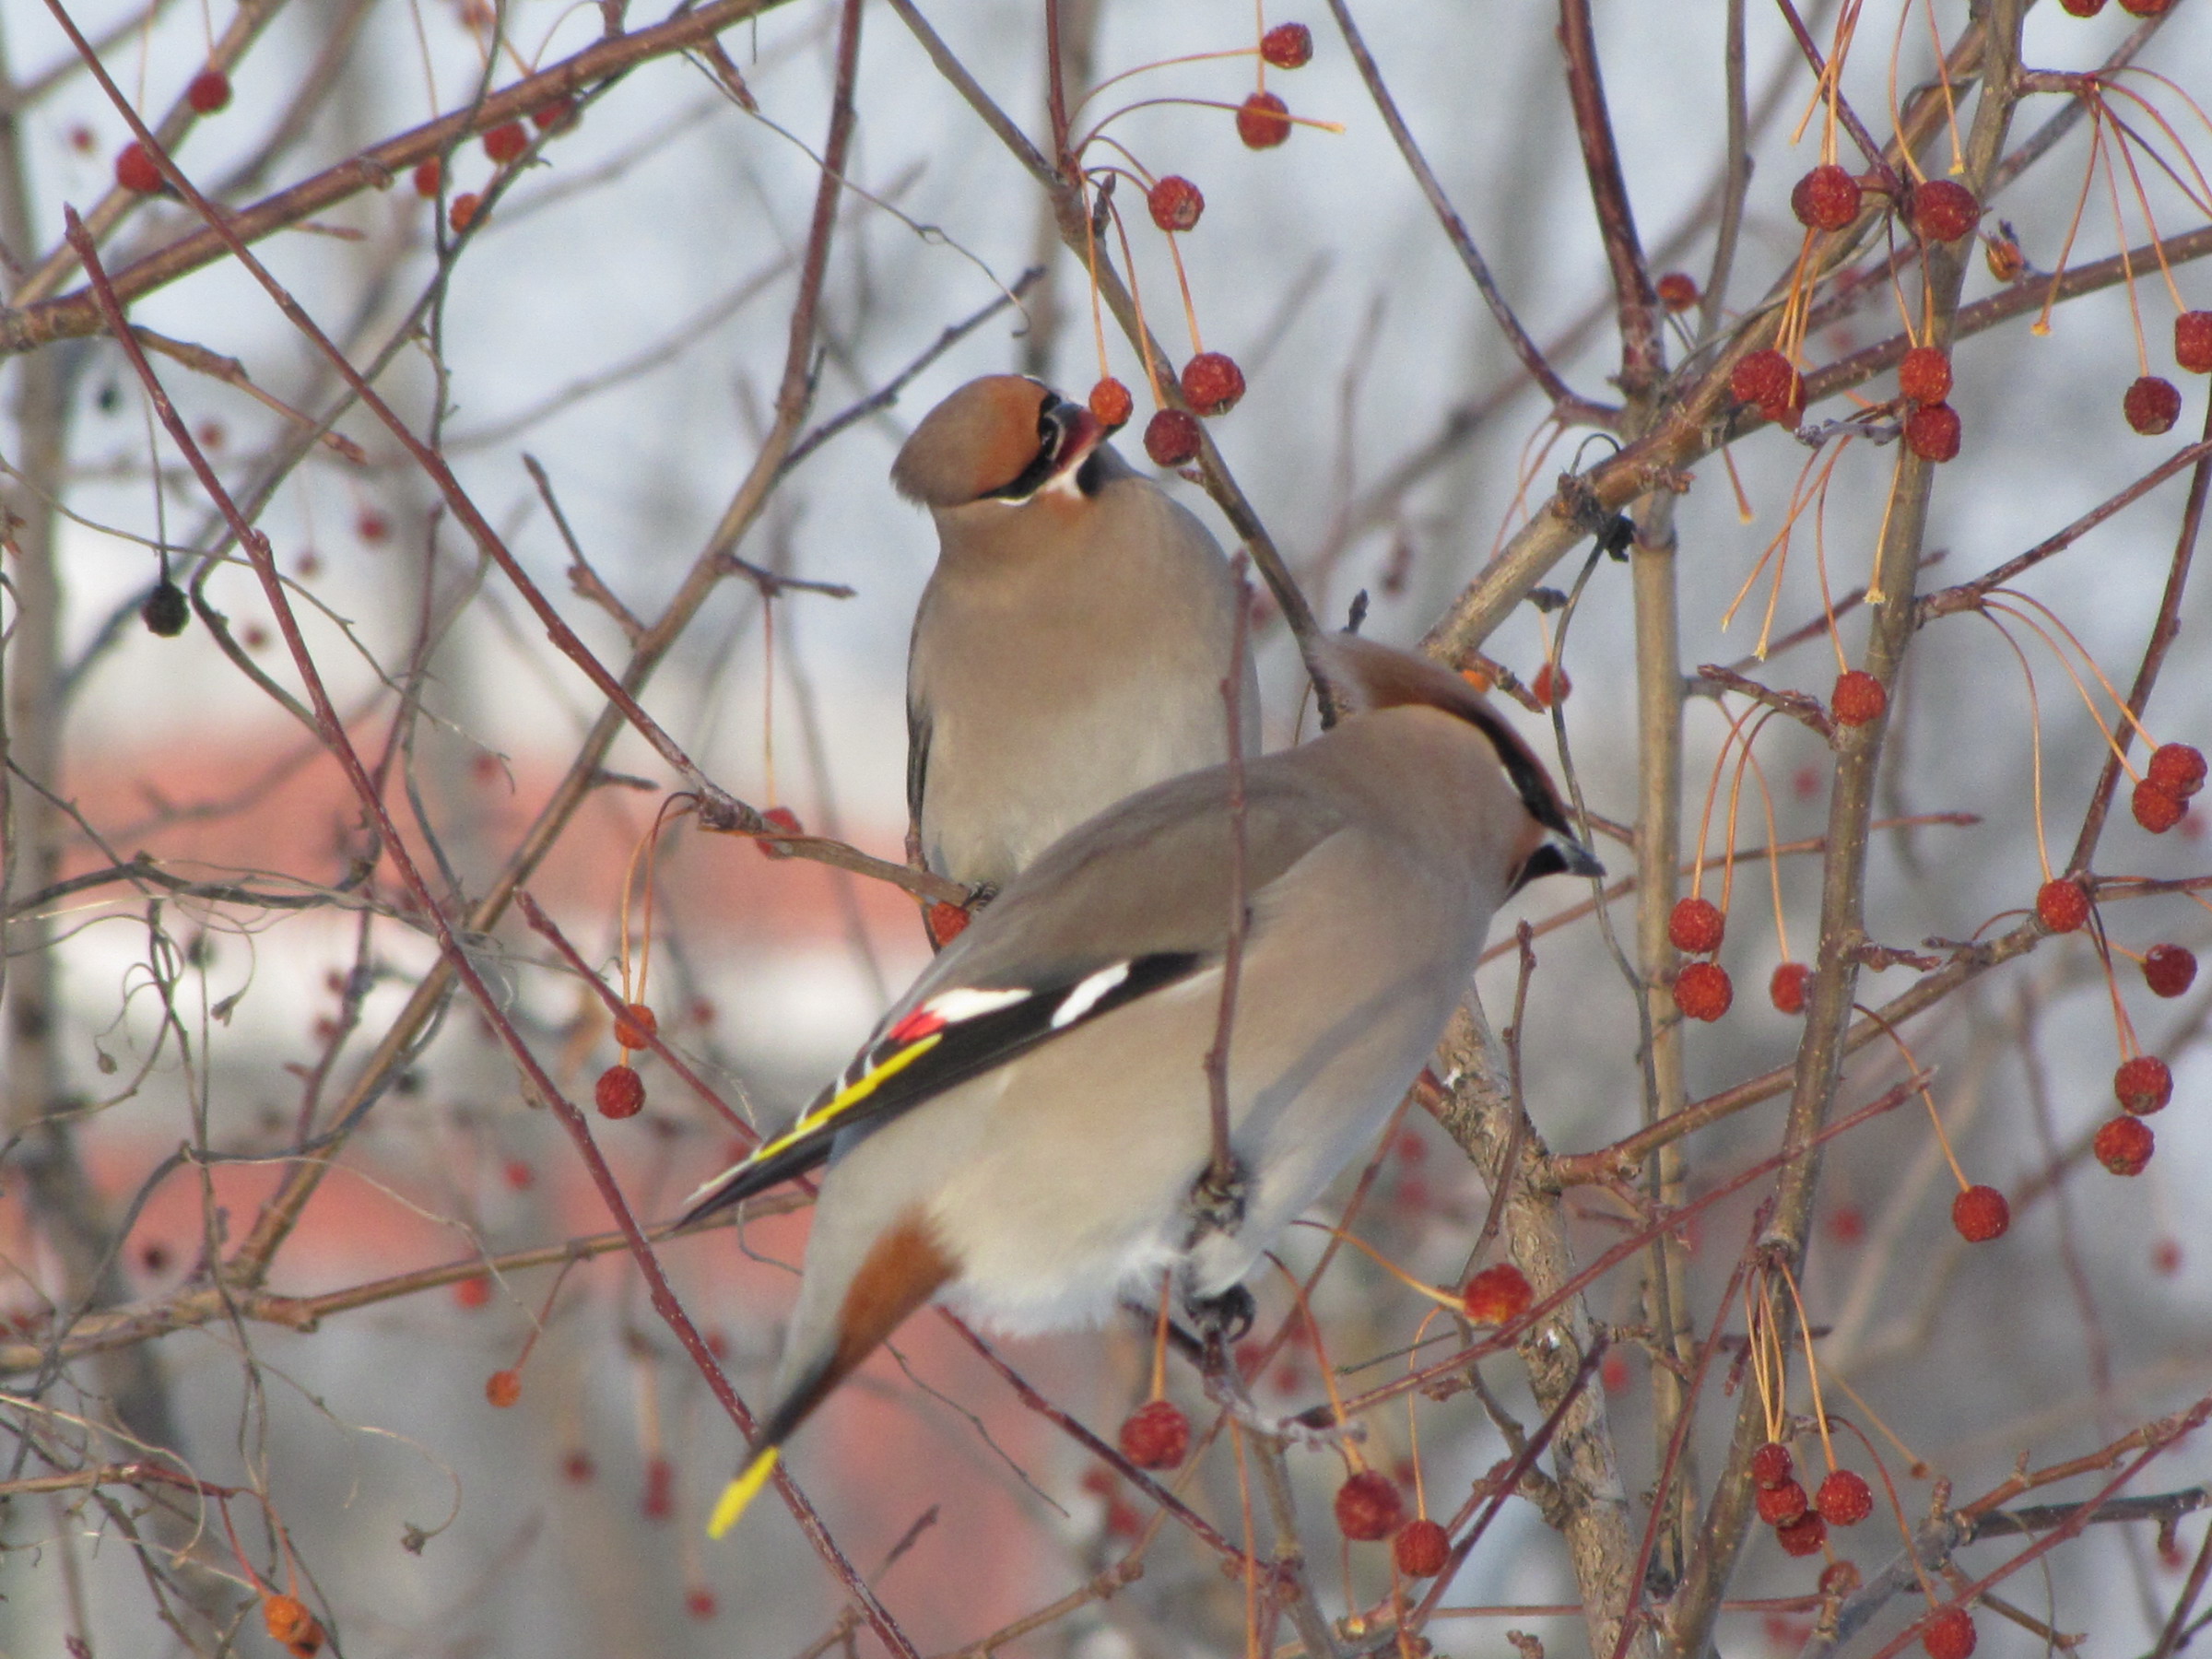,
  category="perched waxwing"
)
[895,375,1260,917]
[684,635,1599,1535]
